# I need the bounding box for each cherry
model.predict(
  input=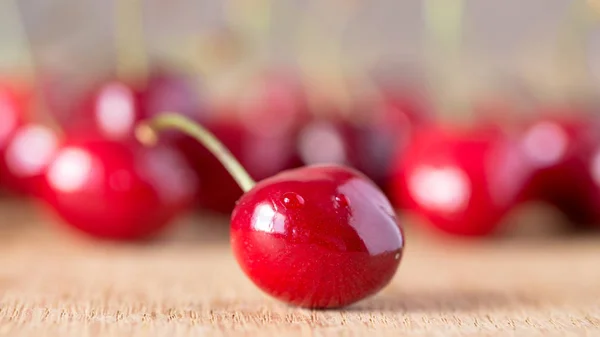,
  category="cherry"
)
[518,111,600,225]
[0,123,61,196]
[232,69,309,137]
[296,117,358,170]
[0,84,32,192]
[137,114,404,309]
[40,135,197,240]
[351,86,432,190]
[393,124,530,236]
[296,86,431,194]
[178,117,301,214]
[67,71,203,142]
